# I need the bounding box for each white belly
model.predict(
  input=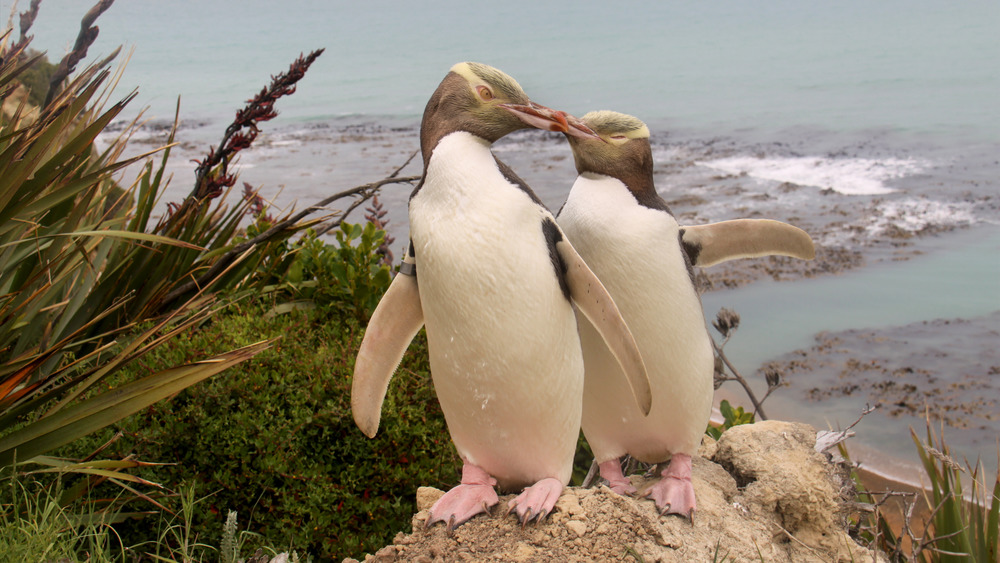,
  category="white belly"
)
[558,174,714,464]
[409,133,583,489]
